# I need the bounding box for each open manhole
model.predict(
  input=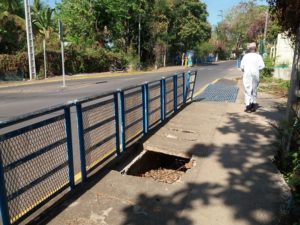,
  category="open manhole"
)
[124,151,193,184]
